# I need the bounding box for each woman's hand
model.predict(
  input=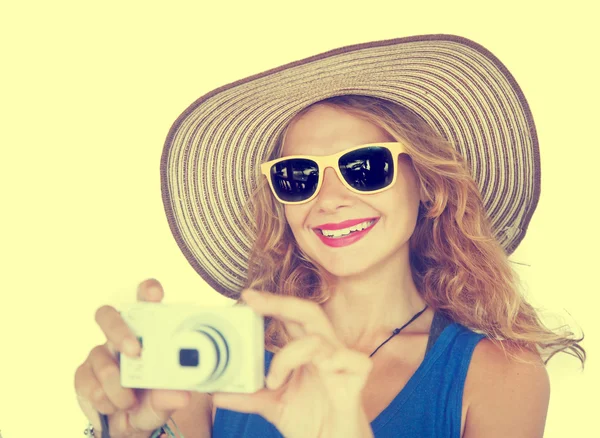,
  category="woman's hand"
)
[74,280,192,437]
[212,289,375,438]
